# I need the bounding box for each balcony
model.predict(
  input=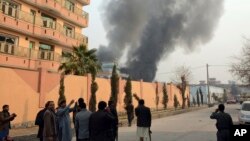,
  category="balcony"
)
[20,0,89,28]
[0,42,61,70]
[77,0,90,6]
[0,9,87,48]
